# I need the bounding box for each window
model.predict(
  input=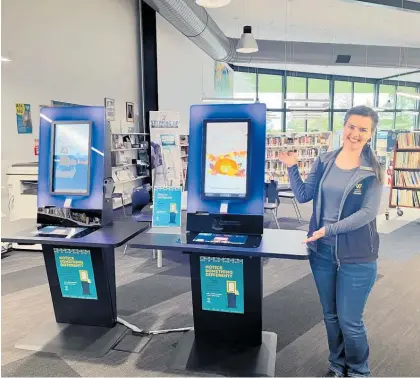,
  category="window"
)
[307,113,329,132]
[396,86,418,110]
[233,72,256,99]
[334,81,352,109]
[378,84,395,110]
[395,112,416,130]
[258,74,282,108]
[333,112,346,131]
[377,112,395,130]
[285,76,307,108]
[266,111,283,133]
[285,113,306,132]
[308,79,329,102]
[354,83,374,107]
